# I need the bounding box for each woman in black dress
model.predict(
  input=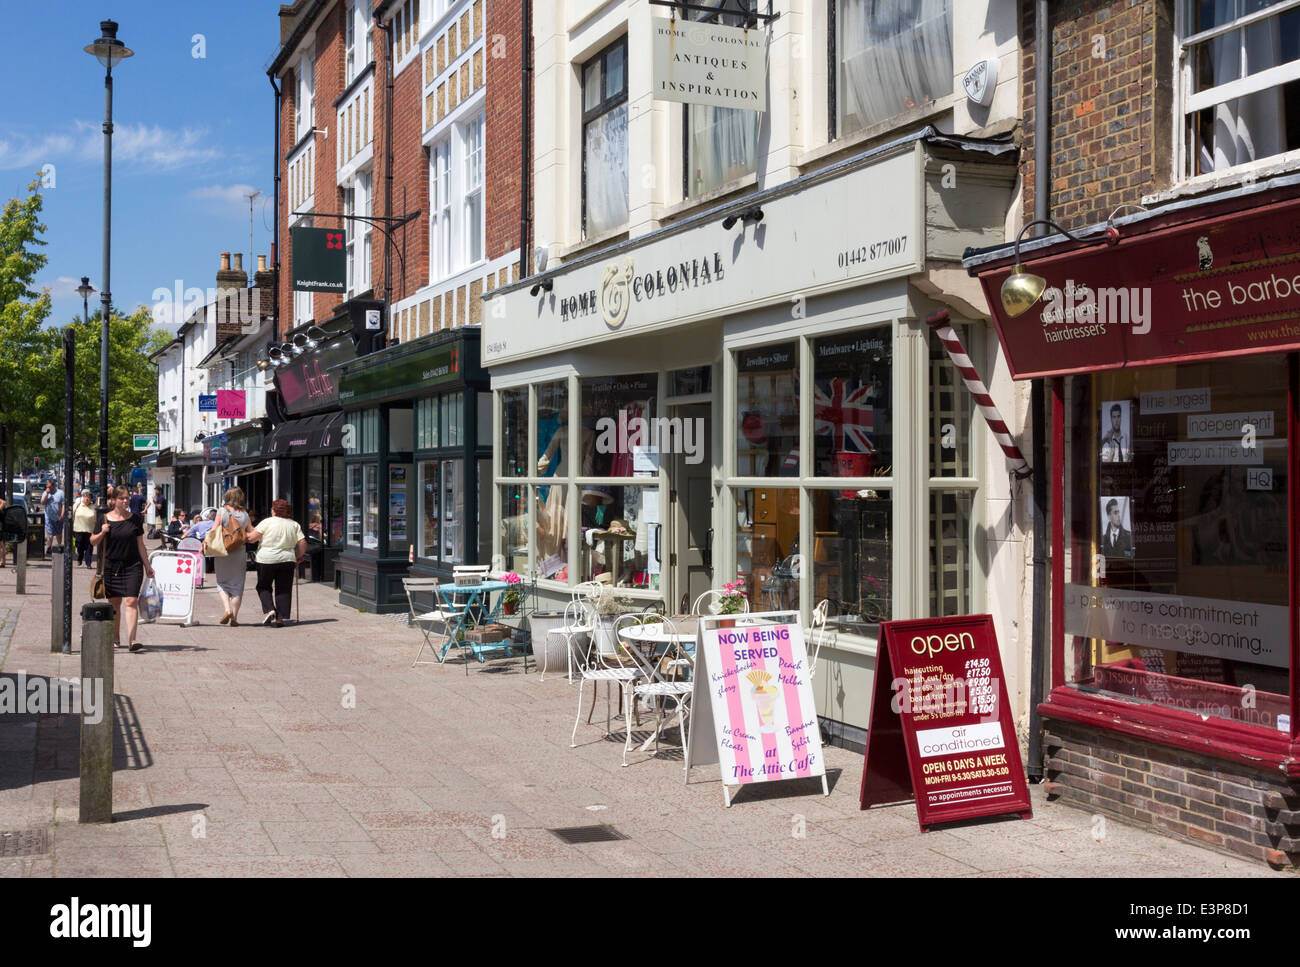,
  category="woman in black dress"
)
[89,486,155,652]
